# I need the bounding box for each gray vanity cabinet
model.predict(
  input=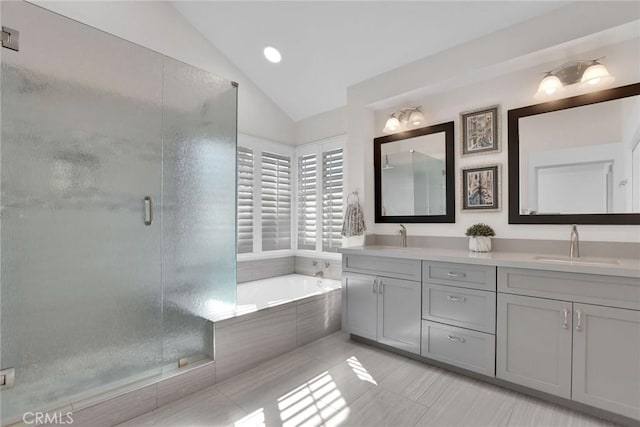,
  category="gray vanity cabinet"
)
[498,267,640,420]
[496,293,573,398]
[342,272,378,341]
[572,304,640,420]
[377,277,422,353]
[342,272,421,354]
[420,261,497,376]
[342,255,422,354]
